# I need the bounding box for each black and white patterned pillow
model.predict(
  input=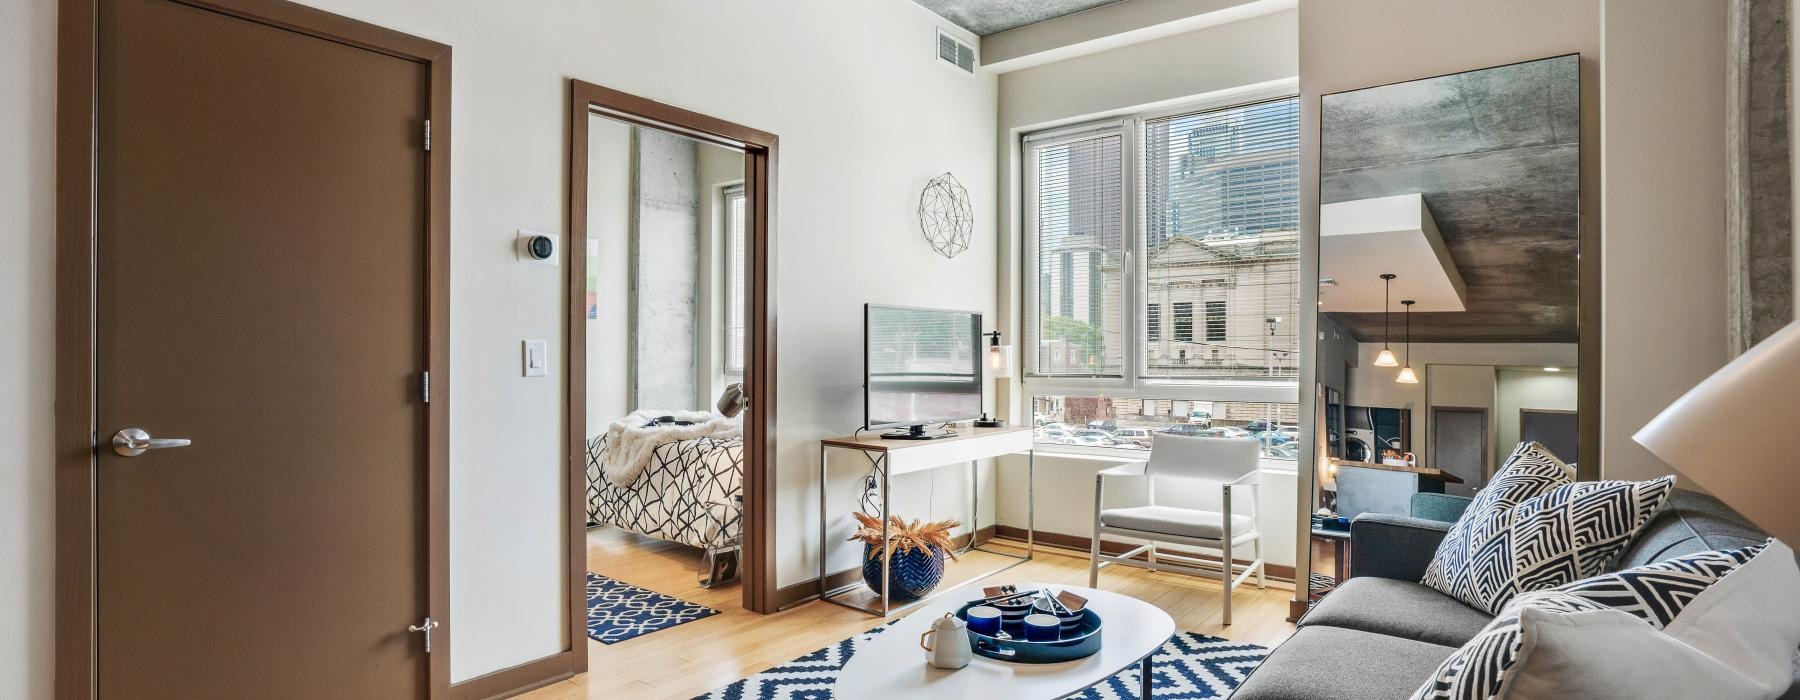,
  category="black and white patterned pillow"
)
[1412,542,1770,700]
[1420,443,1574,606]
[1422,442,1675,614]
